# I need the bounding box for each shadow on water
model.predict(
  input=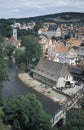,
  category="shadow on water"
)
[2,58,60,115]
